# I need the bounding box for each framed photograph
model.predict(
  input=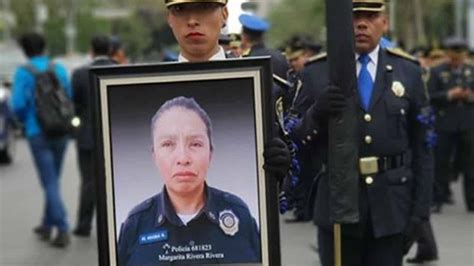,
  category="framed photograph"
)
[91,58,280,266]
